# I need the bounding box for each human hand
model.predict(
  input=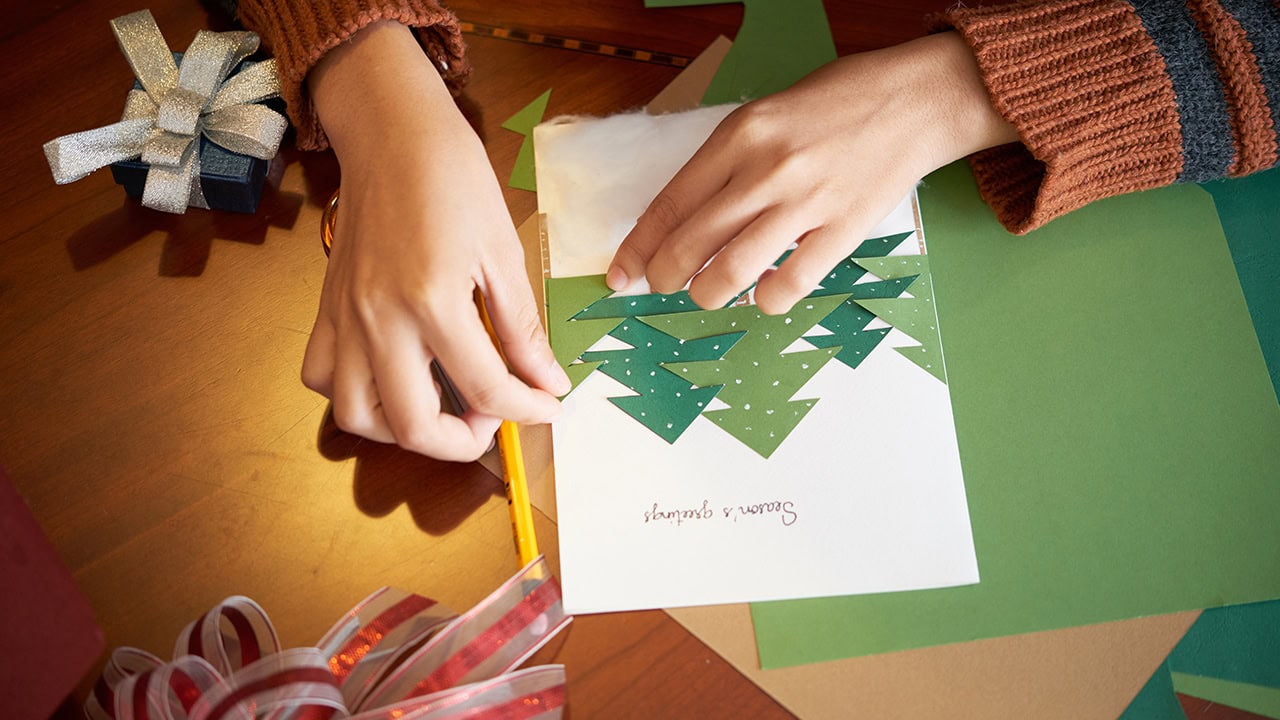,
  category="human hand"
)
[607,32,1017,314]
[303,21,569,461]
